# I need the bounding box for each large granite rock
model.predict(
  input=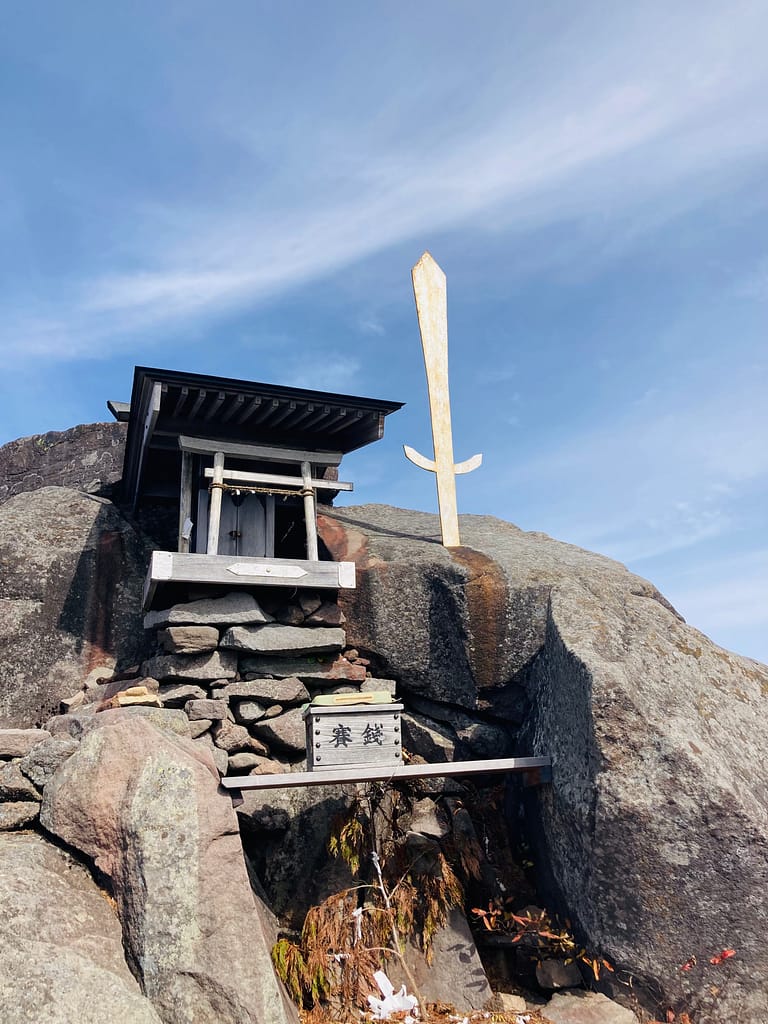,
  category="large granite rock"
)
[0,831,162,1024]
[318,504,768,1021]
[0,487,152,727]
[0,422,126,506]
[40,715,297,1024]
